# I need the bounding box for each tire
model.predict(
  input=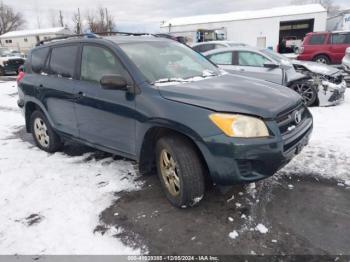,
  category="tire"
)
[313,55,330,64]
[155,135,205,208]
[30,110,62,153]
[289,81,318,107]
